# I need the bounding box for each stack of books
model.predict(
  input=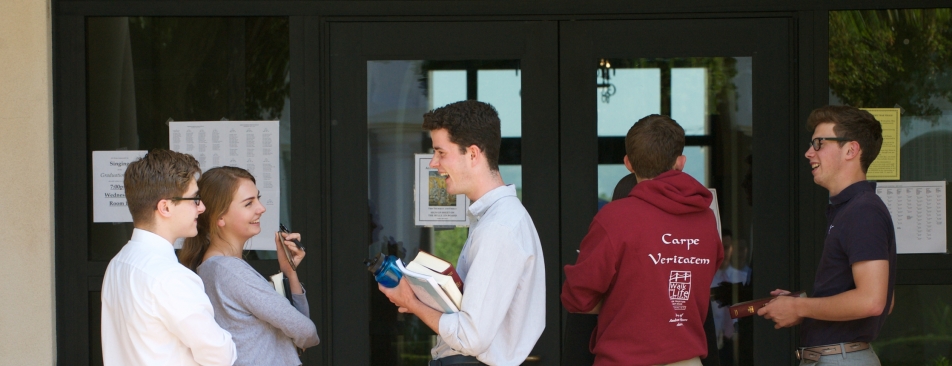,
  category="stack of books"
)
[398,251,464,313]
